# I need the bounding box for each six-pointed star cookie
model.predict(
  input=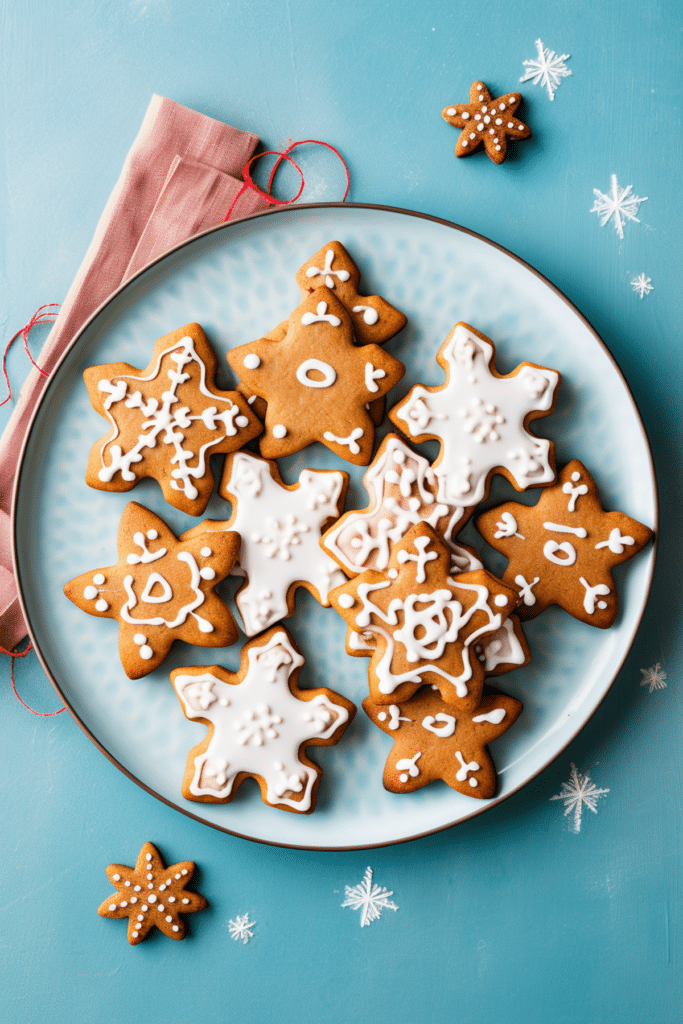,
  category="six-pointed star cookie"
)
[84,323,262,515]
[389,322,560,507]
[63,502,240,678]
[363,686,522,799]
[329,522,519,710]
[321,433,472,577]
[171,627,356,813]
[97,841,207,944]
[227,287,404,464]
[441,80,531,164]
[476,459,653,627]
